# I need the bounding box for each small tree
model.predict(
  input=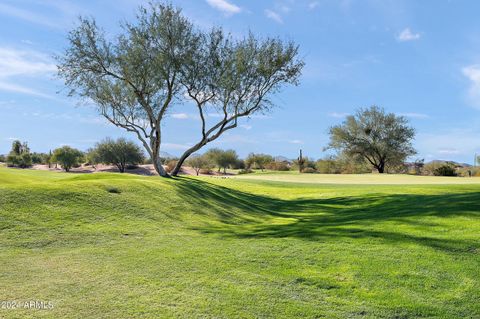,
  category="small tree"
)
[187,154,212,176]
[327,106,416,173]
[245,153,273,171]
[93,138,144,173]
[52,146,84,172]
[206,148,238,174]
[6,140,32,168]
[85,148,101,170]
